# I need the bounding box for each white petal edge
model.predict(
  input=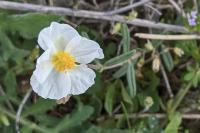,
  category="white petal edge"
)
[31,70,72,99]
[32,61,53,84]
[32,49,54,84]
[65,36,104,64]
[38,27,54,50]
[49,22,80,50]
[68,65,96,95]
